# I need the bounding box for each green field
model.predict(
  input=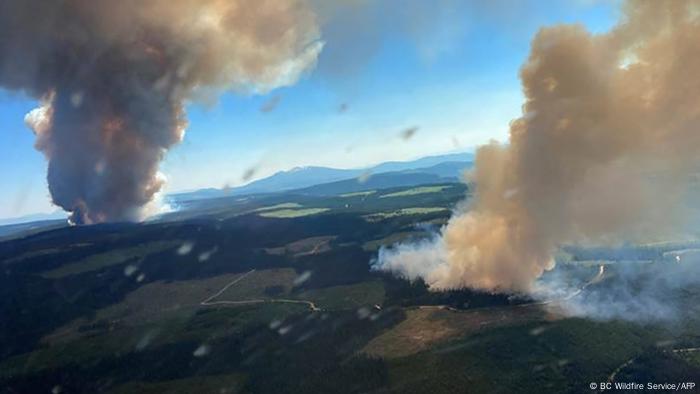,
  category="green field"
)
[297,280,385,310]
[253,202,302,212]
[258,208,330,218]
[379,185,451,198]
[362,232,425,251]
[340,190,376,198]
[364,207,448,221]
